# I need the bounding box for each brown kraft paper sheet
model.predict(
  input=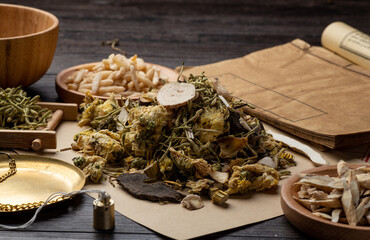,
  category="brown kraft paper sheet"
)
[17,121,370,239]
[180,39,370,149]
